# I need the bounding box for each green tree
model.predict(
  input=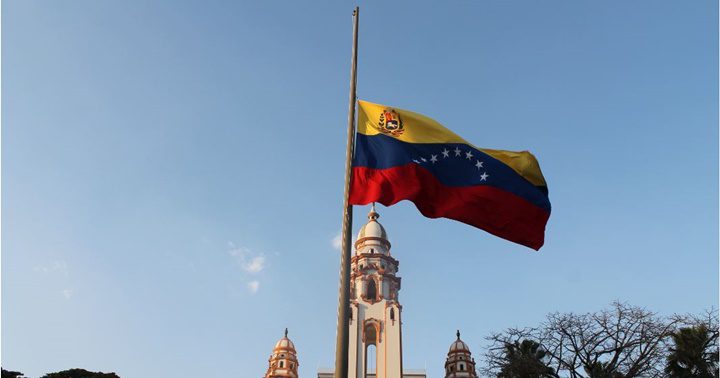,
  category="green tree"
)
[41,368,120,378]
[496,339,557,378]
[584,361,625,378]
[1,369,25,378]
[665,324,719,378]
